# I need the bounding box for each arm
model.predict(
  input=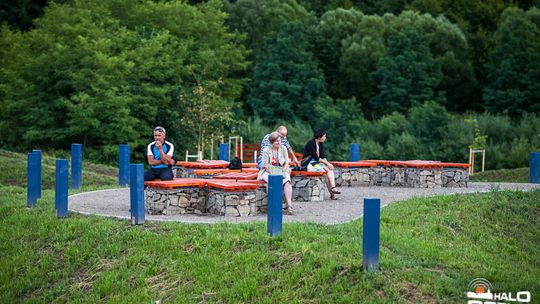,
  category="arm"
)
[318,158,334,170]
[157,141,175,165]
[261,147,271,173]
[287,147,300,166]
[318,144,334,170]
[282,146,291,173]
[282,137,300,166]
[147,142,175,166]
